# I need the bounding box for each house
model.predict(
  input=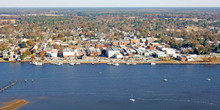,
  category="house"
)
[112,41,119,46]
[146,45,156,50]
[19,48,29,55]
[2,50,8,59]
[119,40,130,45]
[8,51,16,61]
[177,55,187,61]
[130,39,140,44]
